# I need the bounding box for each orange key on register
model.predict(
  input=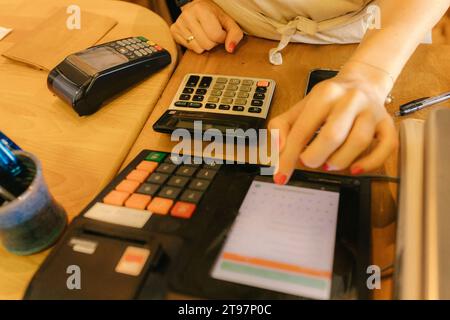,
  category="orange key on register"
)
[147,197,174,215]
[104,190,130,206]
[171,202,196,219]
[136,161,158,173]
[127,170,150,183]
[257,81,270,87]
[125,194,152,210]
[116,180,140,193]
